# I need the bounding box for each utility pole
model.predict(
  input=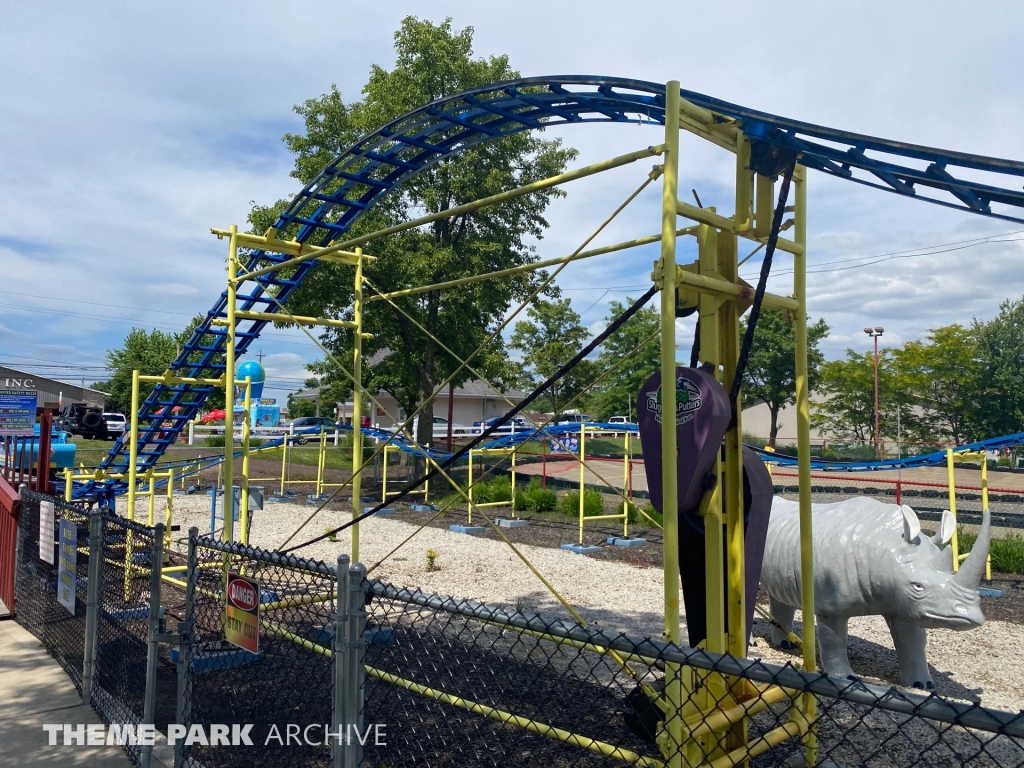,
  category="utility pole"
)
[257,349,265,363]
[863,326,884,459]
